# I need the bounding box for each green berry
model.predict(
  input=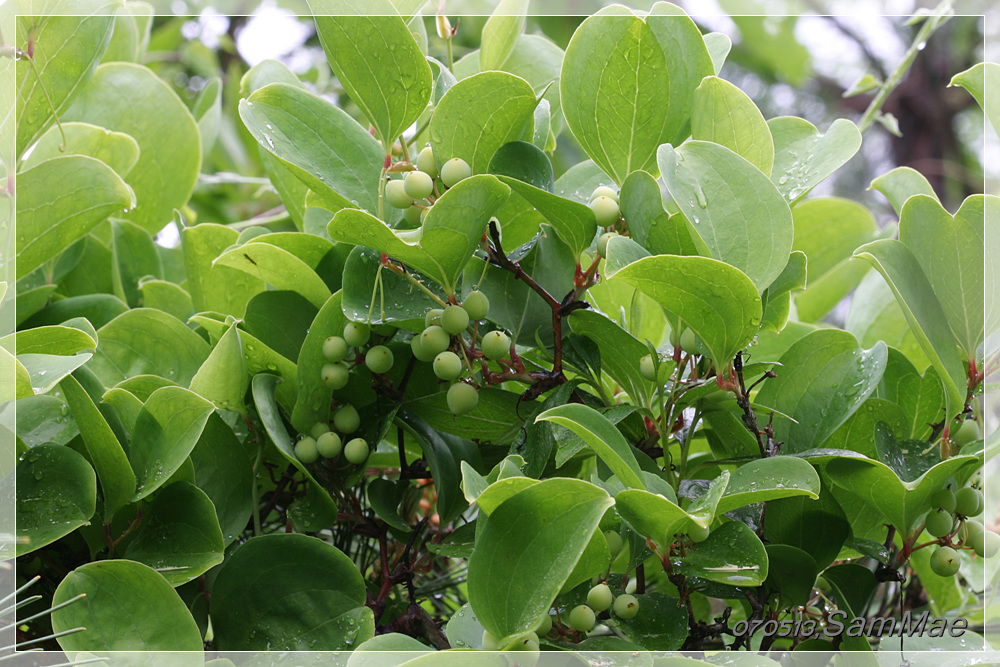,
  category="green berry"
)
[447,382,479,415]
[955,487,984,517]
[404,170,434,199]
[481,330,510,360]
[386,179,413,209]
[420,325,451,356]
[604,530,624,559]
[417,146,438,178]
[482,630,498,651]
[929,545,960,576]
[688,522,711,543]
[597,231,618,258]
[316,431,342,458]
[640,354,657,382]
[425,308,444,327]
[343,322,370,348]
[410,334,436,362]
[421,207,430,223]
[679,328,699,356]
[952,418,981,447]
[506,631,539,651]
[590,185,619,202]
[589,195,620,227]
[973,530,1000,558]
[568,605,596,632]
[463,290,490,321]
[587,583,613,612]
[365,345,394,374]
[930,488,957,513]
[310,422,330,439]
[323,336,349,363]
[441,157,472,187]
[403,203,423,226]
[441,305,470,334]
[924,509,954,538]
[321,362,350,389]
[815,576,831,592]
[533,613,552,636]
[962,518,985,544]
[613,594,639,619]
[344,437,369,465]
[295,436,319,464]
[334,404,360,434]
[433,351,463,381]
